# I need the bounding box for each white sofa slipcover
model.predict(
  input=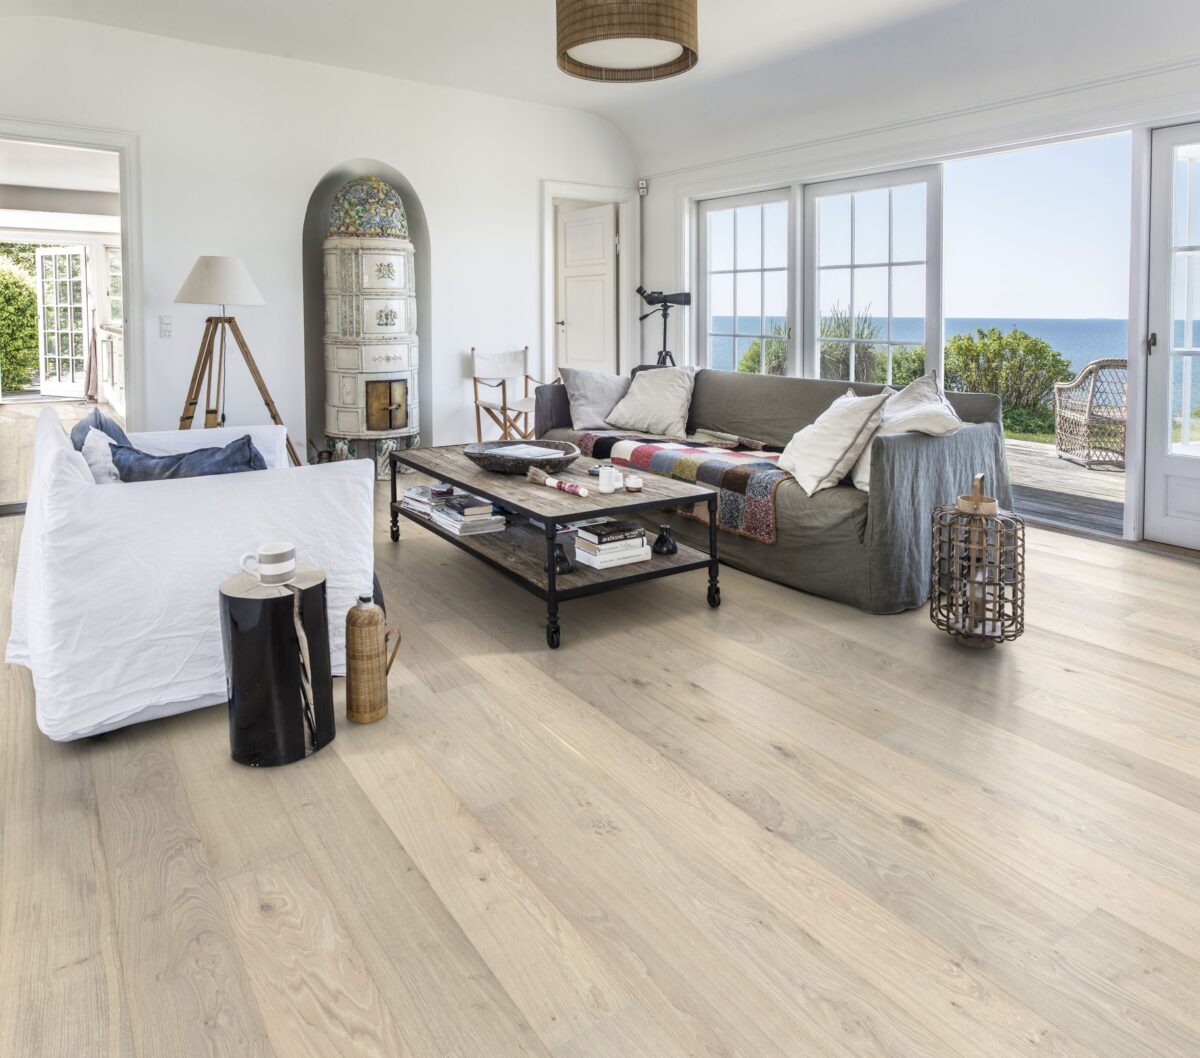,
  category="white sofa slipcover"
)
[7,409,375,741]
